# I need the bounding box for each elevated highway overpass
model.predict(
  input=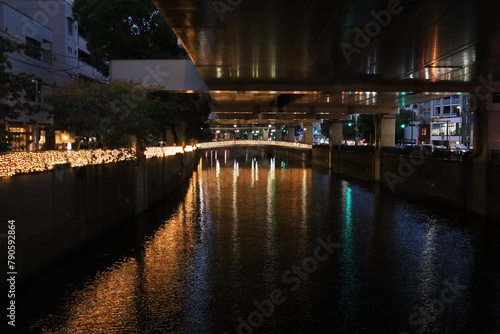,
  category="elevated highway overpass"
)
[110,0,500,218]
